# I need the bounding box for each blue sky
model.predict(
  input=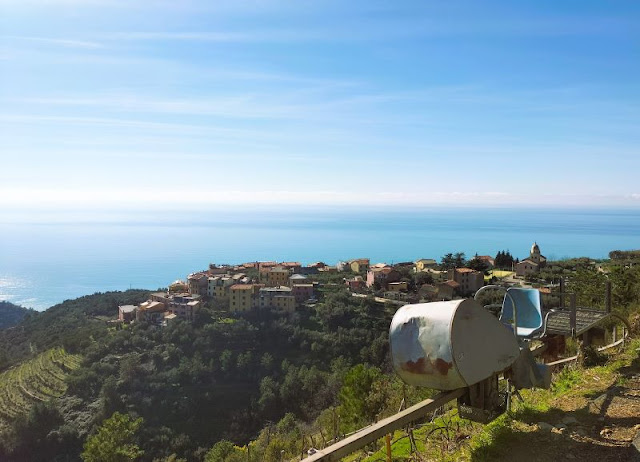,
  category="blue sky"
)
[1,0,639,210]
